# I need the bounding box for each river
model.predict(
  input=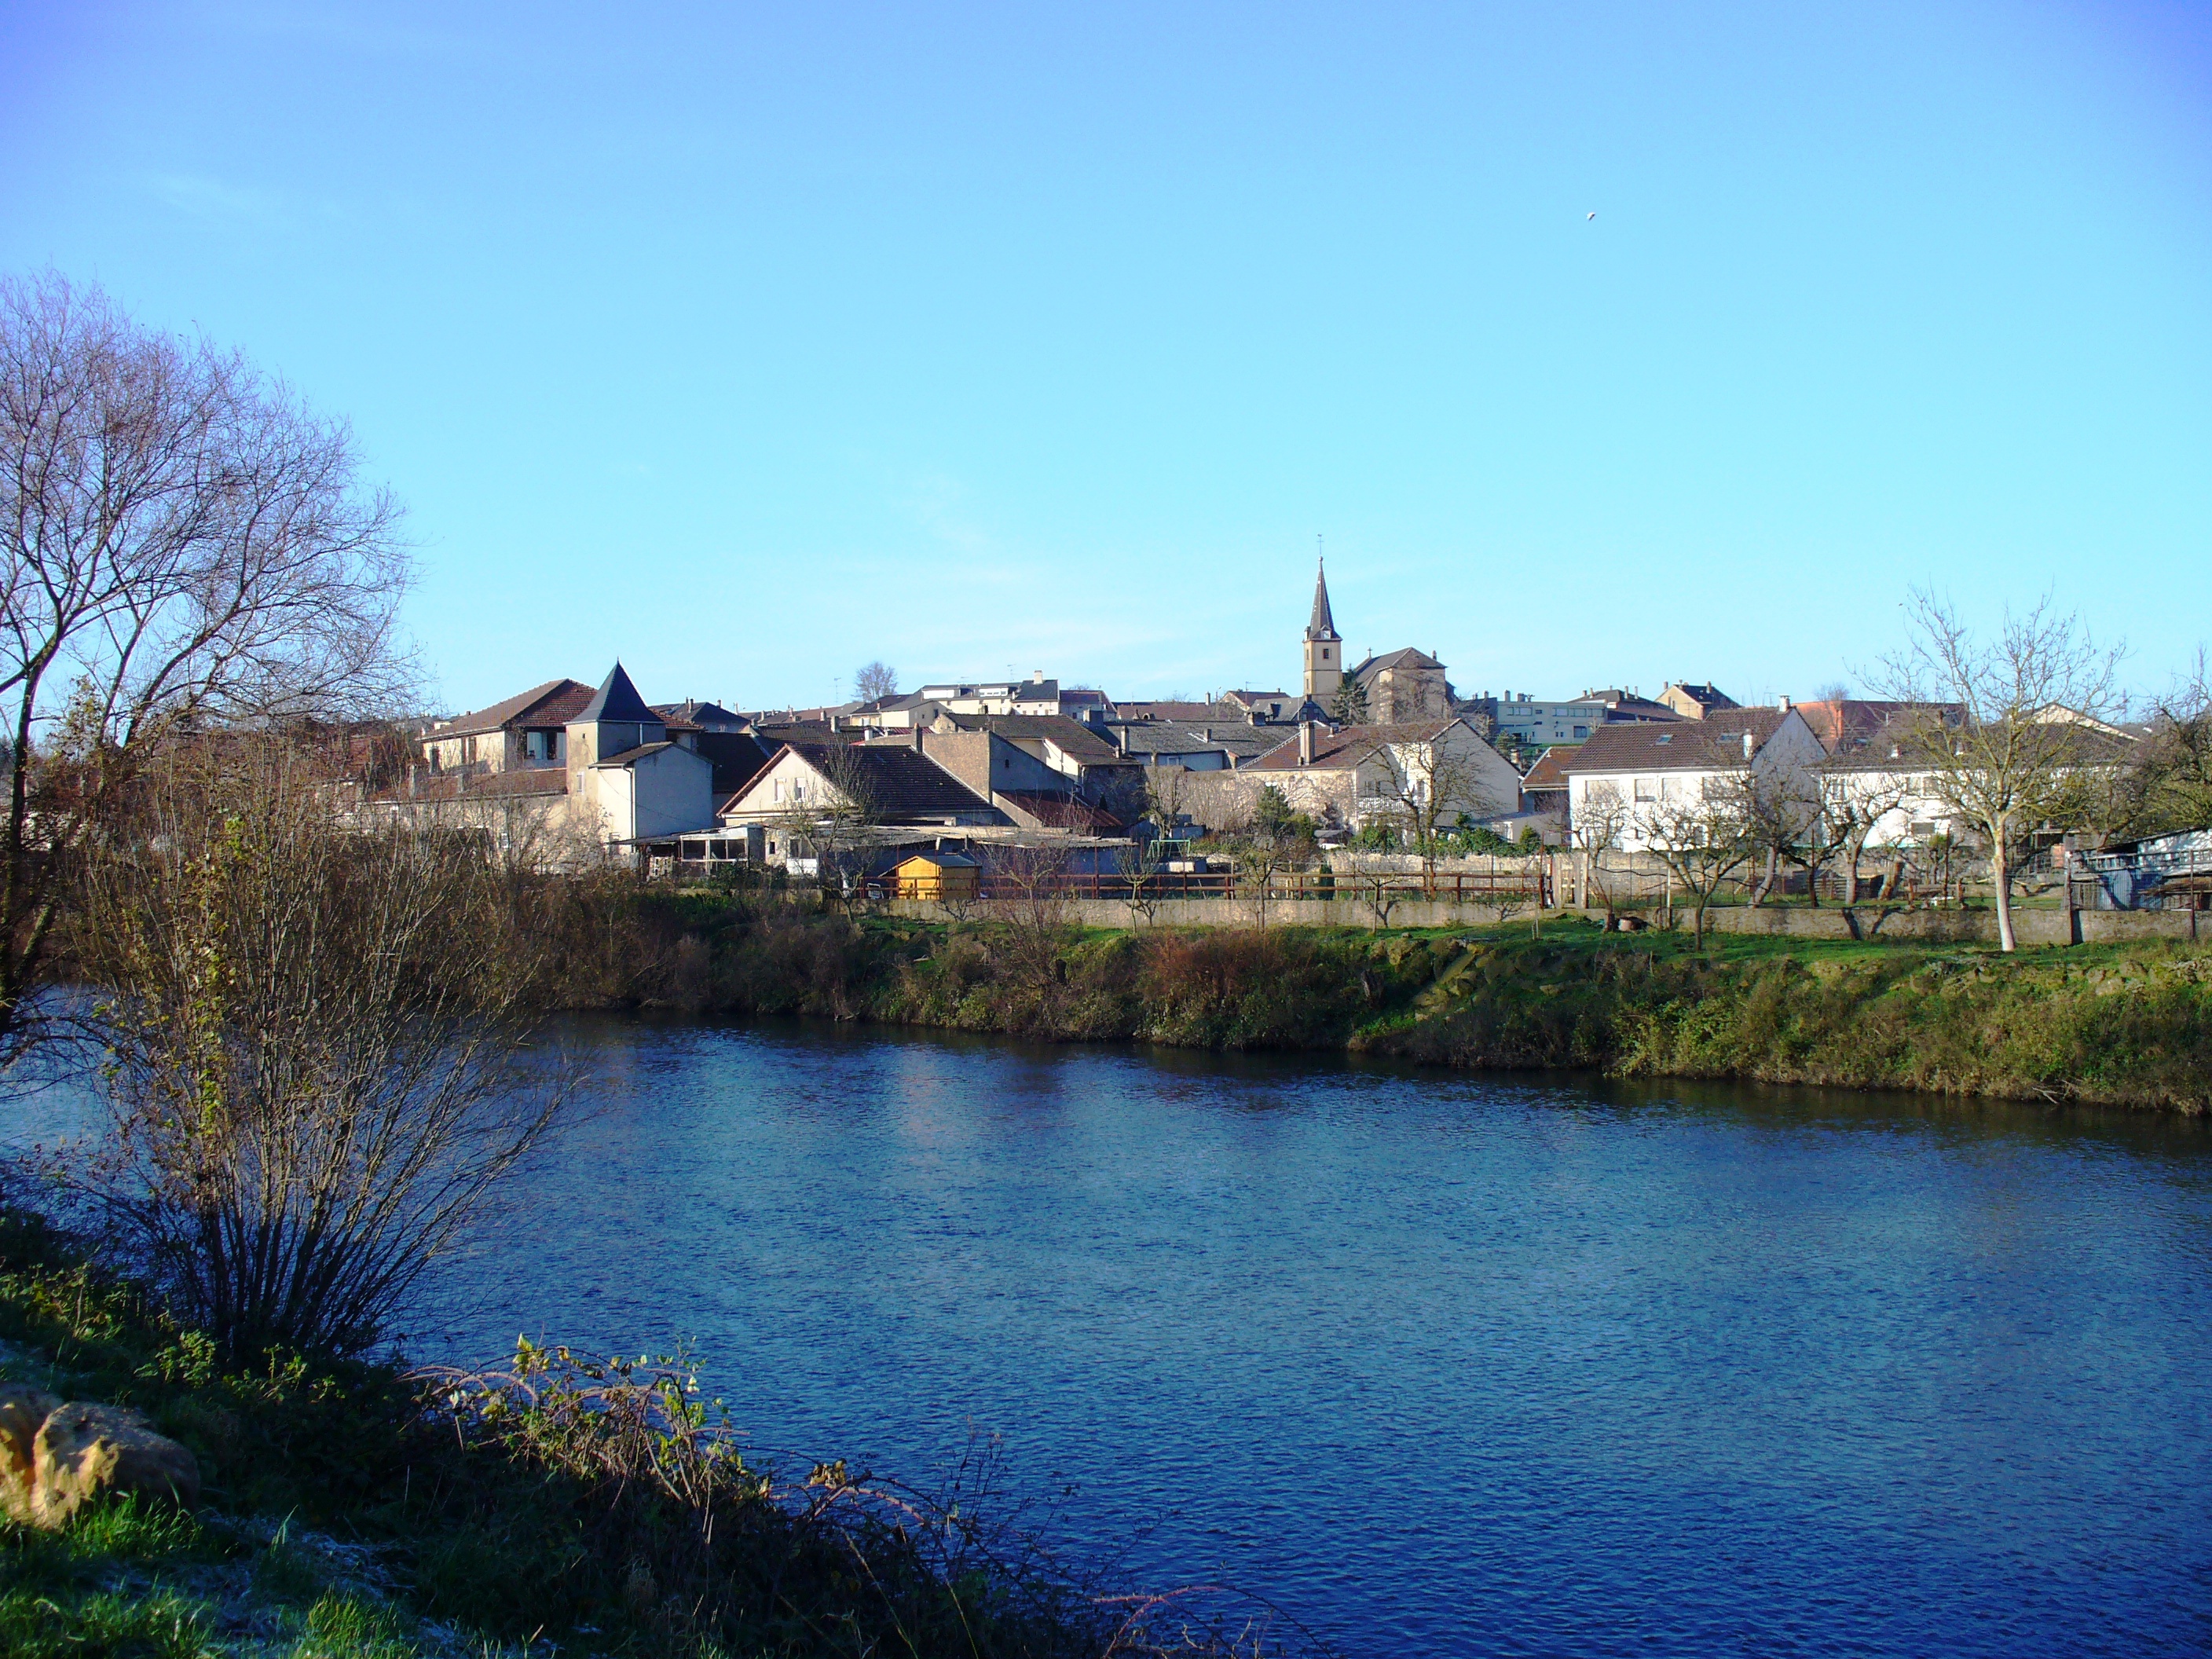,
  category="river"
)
[399,1018,2212,1657]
